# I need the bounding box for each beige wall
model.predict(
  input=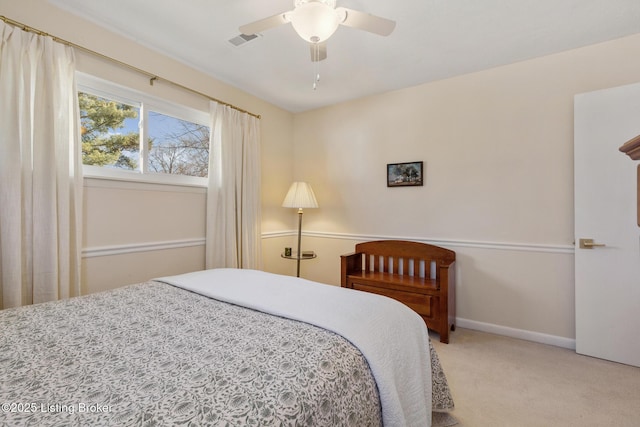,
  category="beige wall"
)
[275,34,640,345]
